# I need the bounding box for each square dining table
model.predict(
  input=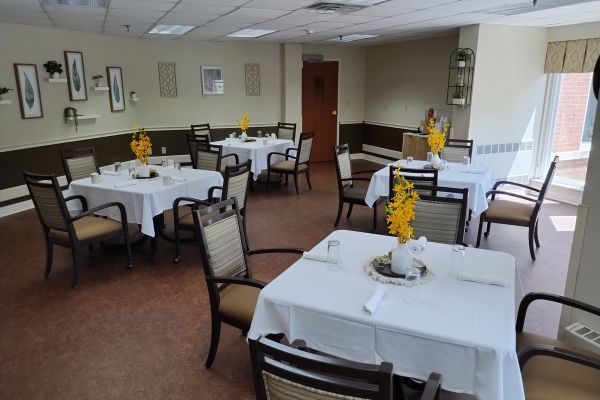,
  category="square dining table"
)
[211,138,295,180]
[63,166,223,237]
[365,160,495,216]
[248,230,525,400]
